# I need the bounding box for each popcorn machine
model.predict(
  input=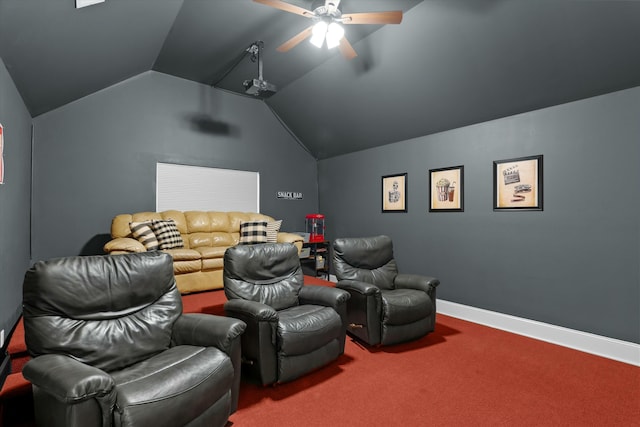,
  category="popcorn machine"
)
[305,214,325,242]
